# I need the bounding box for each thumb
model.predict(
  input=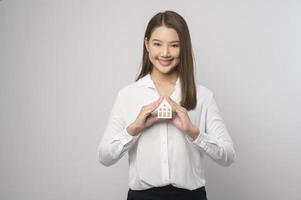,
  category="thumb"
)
[145,115,160,127]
